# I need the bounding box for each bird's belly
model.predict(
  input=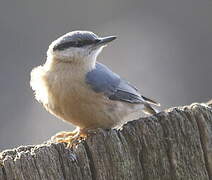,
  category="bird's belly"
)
[31,64,145,130]
[45,79,131,129]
